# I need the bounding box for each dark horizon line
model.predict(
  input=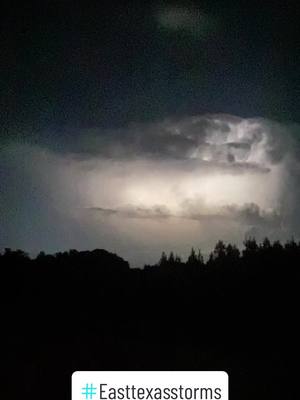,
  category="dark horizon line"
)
[2,236,299,268]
